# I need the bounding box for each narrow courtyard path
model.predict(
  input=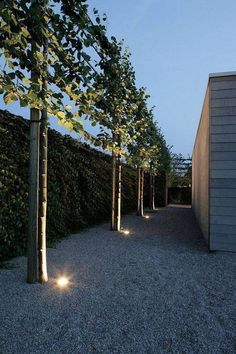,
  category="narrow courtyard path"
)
[0,206,235,354]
